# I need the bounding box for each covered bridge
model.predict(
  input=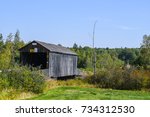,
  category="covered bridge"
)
[19,40,78,78]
